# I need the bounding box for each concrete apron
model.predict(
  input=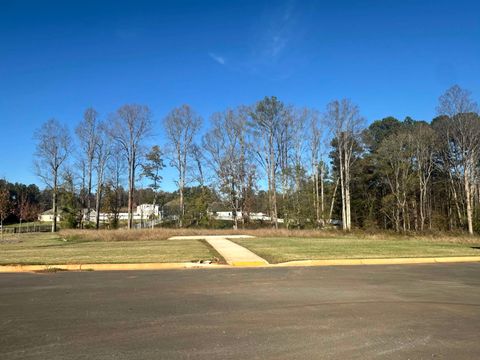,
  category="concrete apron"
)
[169,235,269,266]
